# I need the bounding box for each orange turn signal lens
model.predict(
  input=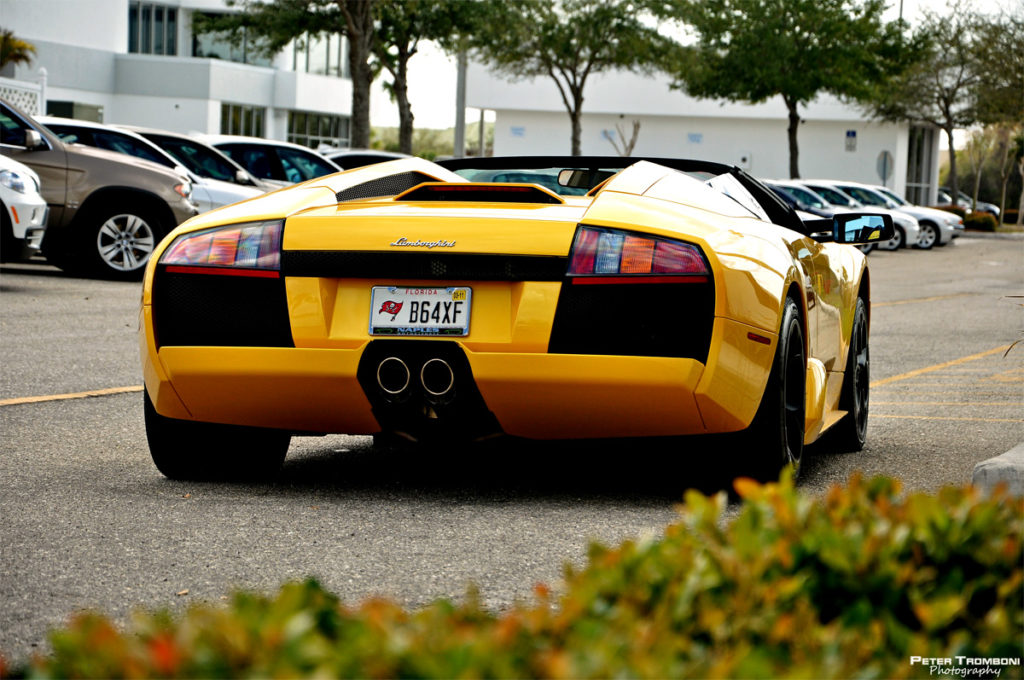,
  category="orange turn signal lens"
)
[568,226,708,282]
